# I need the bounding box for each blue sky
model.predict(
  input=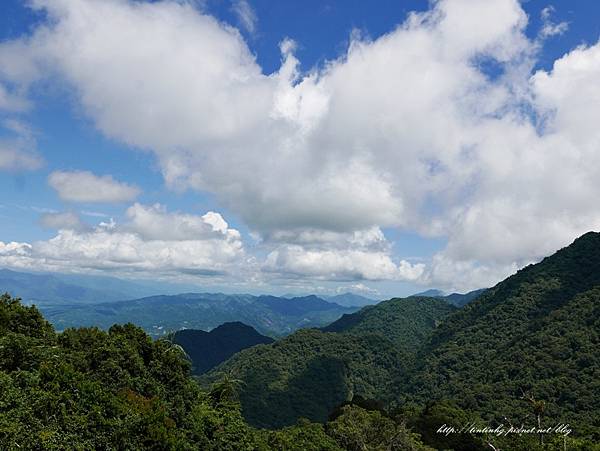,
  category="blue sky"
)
[1,0,600,297]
